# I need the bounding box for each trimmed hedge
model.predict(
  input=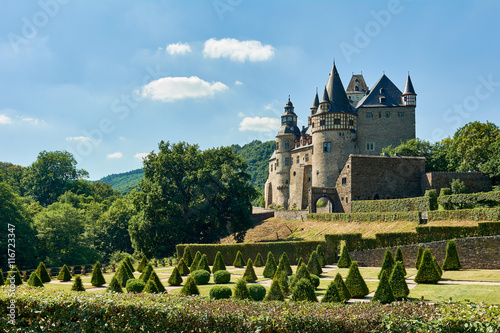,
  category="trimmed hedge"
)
[438,191,500,210]
[428,208,500,221]
[213,270,231,284]
[351,196,431,213]
[308,211,421,223]
[126,279,145,293]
